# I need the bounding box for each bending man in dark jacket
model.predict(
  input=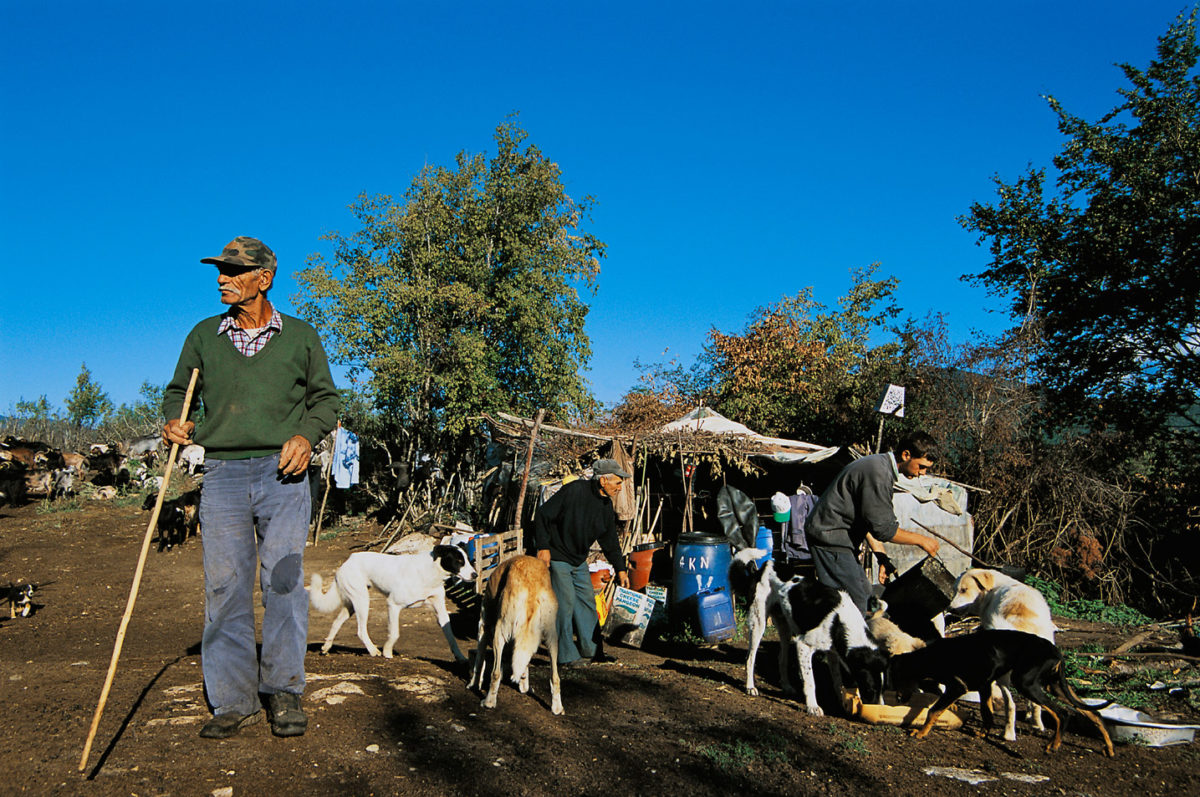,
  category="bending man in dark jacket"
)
[535,459,630,666]
[804,432,941,613]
